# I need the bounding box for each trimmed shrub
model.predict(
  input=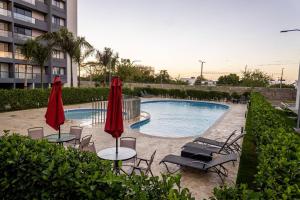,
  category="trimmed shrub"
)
[212,93,300,199]
[0,133,194,200]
